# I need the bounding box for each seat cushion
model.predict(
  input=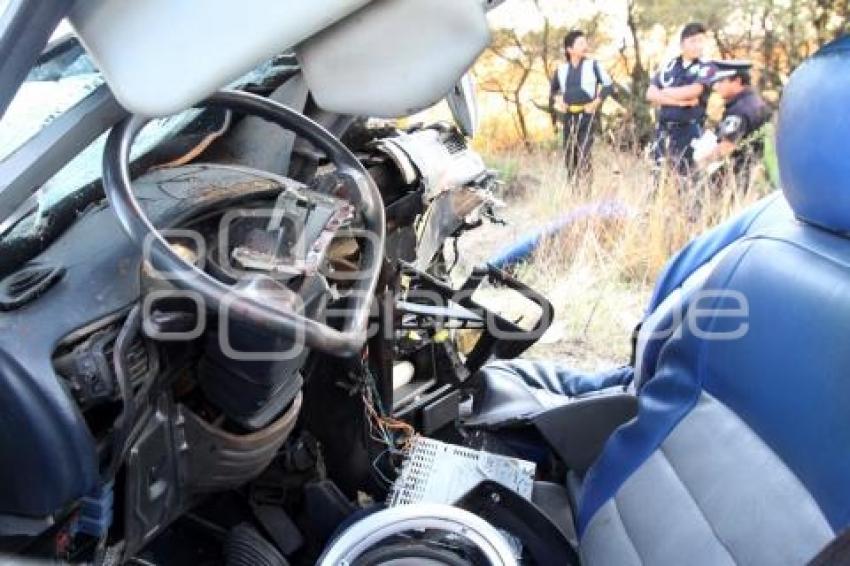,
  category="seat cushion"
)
[580,393,833,565]
[465,360,632,427]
